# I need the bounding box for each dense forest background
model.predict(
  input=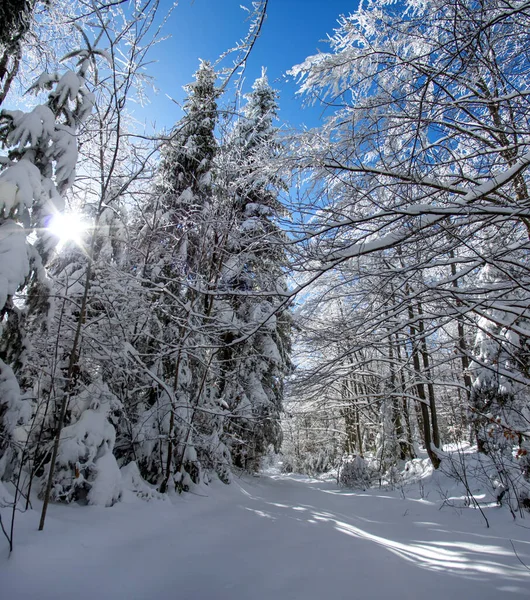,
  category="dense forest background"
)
[1,0,530,542]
